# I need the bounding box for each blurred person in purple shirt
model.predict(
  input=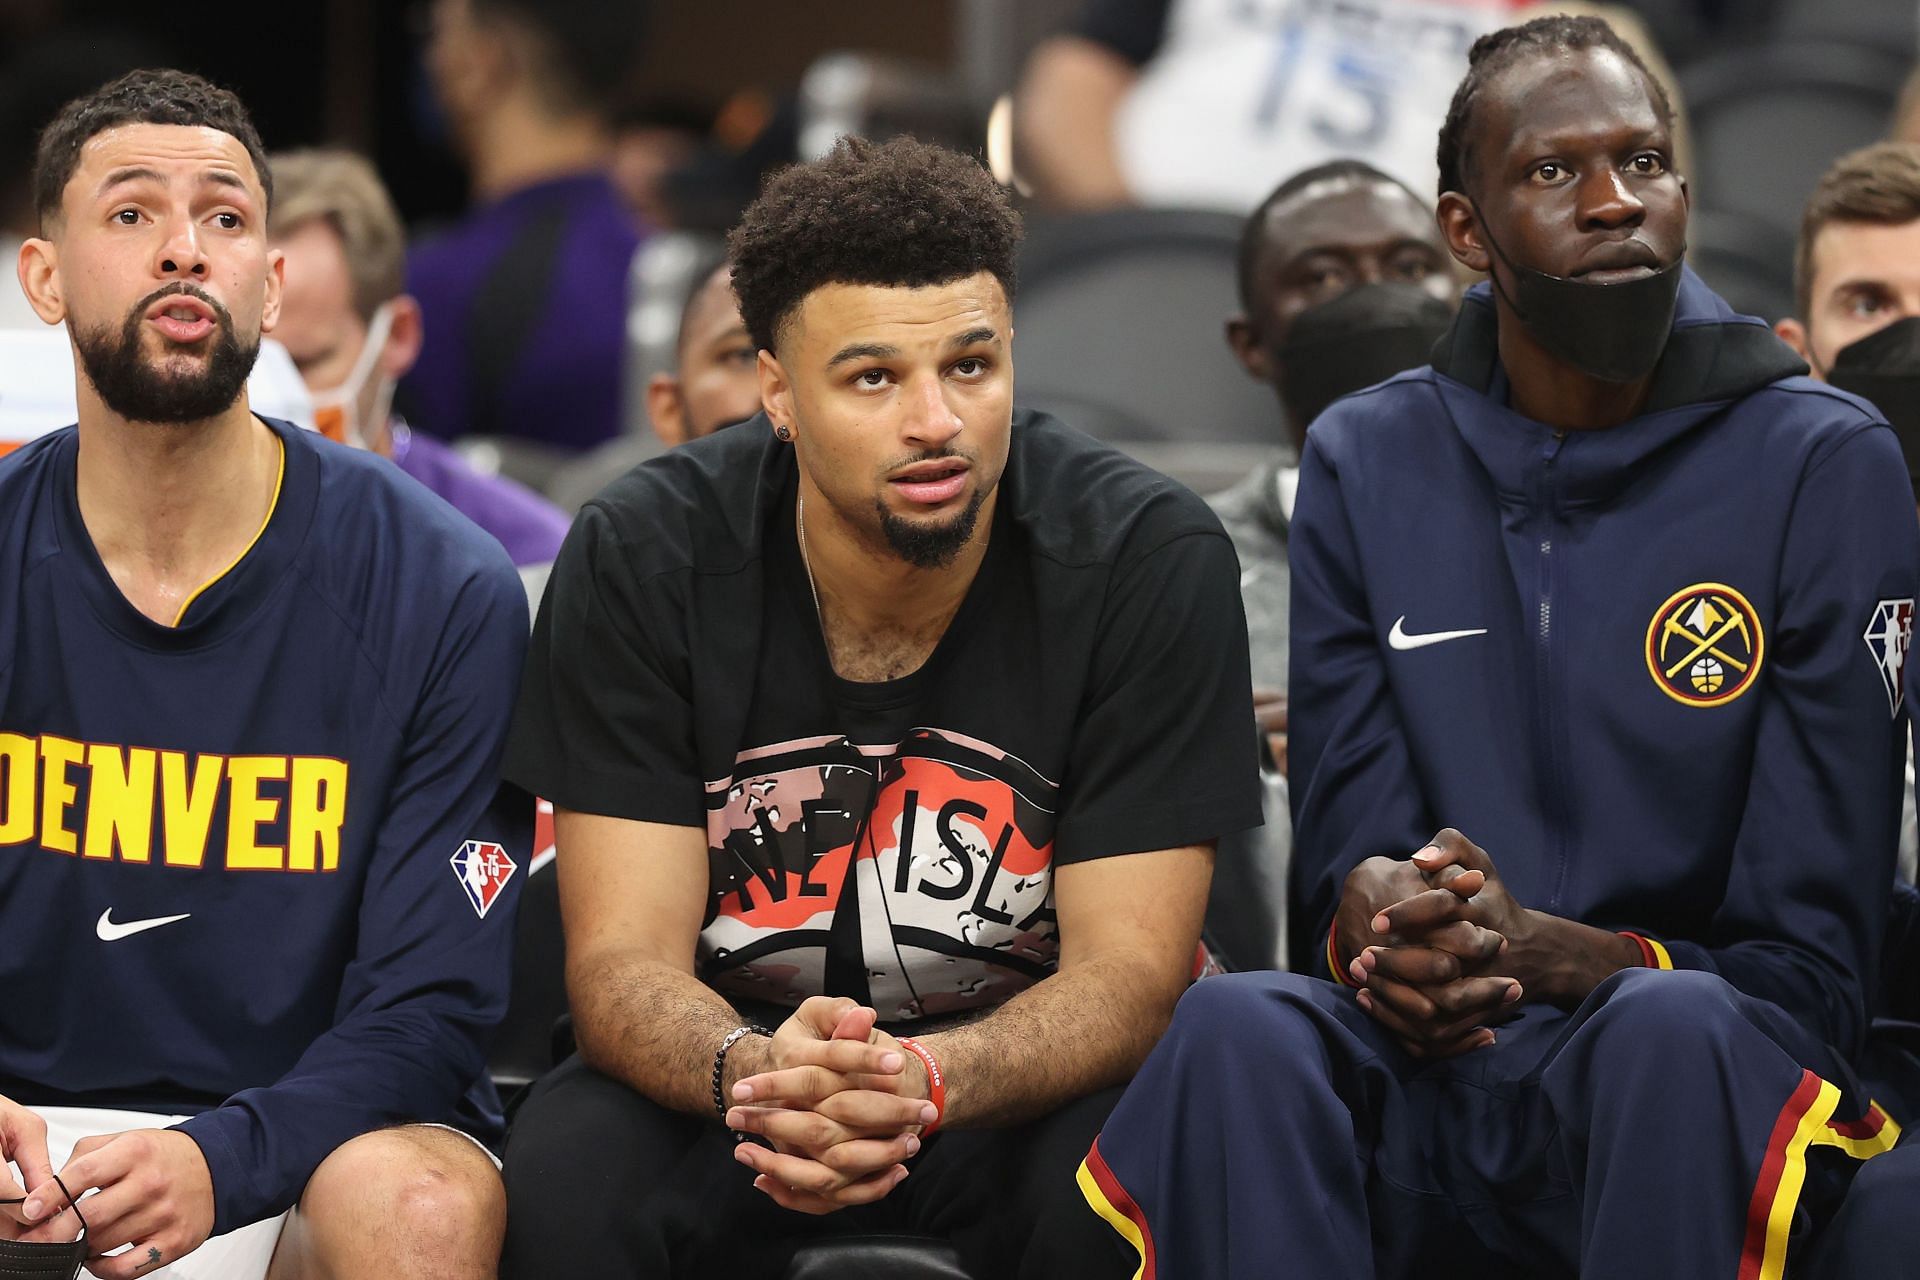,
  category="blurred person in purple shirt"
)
[405,0,651,453]
[269,148,569,594]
